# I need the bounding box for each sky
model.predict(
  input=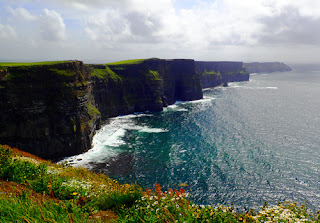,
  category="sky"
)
[1,0,320,63]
